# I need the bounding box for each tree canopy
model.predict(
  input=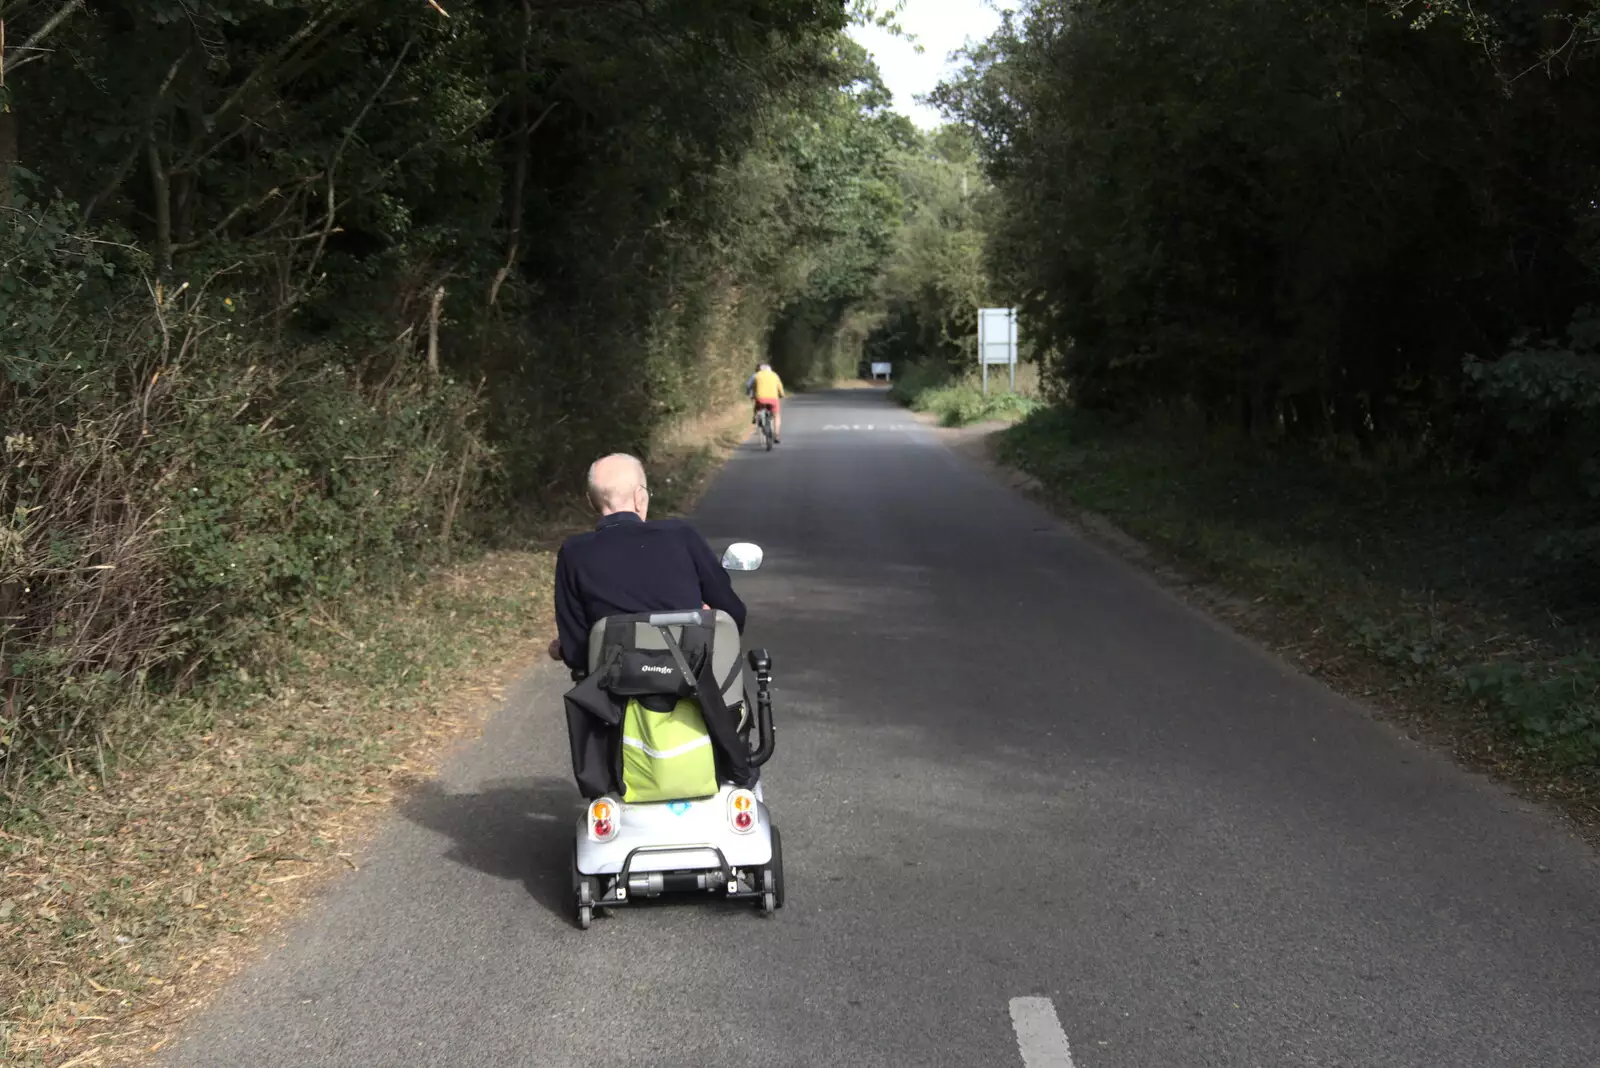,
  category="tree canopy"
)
[932,0,1600,501]
[0,0,911,773]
